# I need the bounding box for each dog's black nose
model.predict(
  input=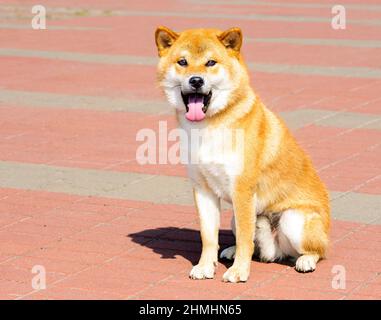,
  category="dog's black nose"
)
[189,76,204,89]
